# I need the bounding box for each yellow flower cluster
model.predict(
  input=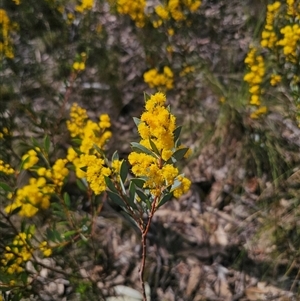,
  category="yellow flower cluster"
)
[0,9,17,59]
[21,149,39,170]
[180,65,195,77]
[73,52,87,71]
[37,158,69,189]
[117,0,146,28]
[0,159,14,175]
[286,0,300,17]
[0,127,10,139]
[81,154,111,194]
[277,24,300,58]
[39,241,52,257]
[153,0,201,27]
[270,74,282,86]
[143,66,174,90]
[244,47,265,108]
[66,103,89,137]
[261,1,281,49]
[128,92,191,197]
[67,104,111,153]
[250,106,268,119]
[75,0,94,13]
[5,177,54,217]
[1,233,33,274]
[67,103,112,195]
